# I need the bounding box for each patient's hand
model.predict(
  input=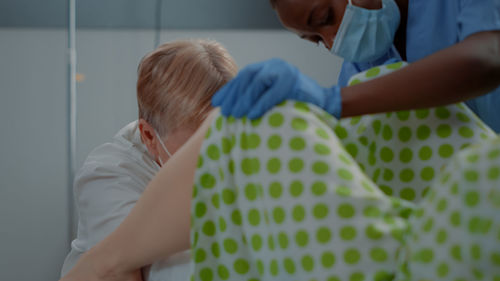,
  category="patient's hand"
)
[59,250,143,281]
